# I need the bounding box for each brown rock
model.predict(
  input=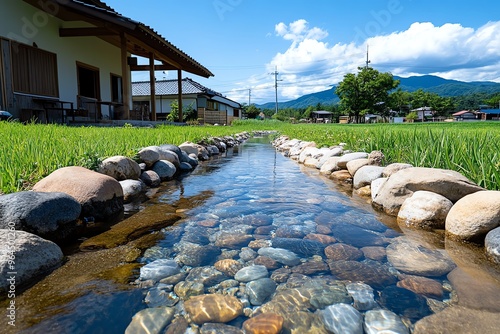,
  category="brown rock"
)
[361,246,386,261]
[254,256,280,270]
[316,225,332,234]
[33,166,123,220]
[447,267,500,312]
[291,260,329,275]
[414,306,500,334]
[254,225,275,235]
[329,170,353,183]
[397,276,444,299]
[243,313,284,334]
[305,233,337,244]
[248,239,272,249]
[214,259,243,276]
[270,268,291,283]
[215,233,254,249]
[328,260,397,289]
[184,294,243,325]
[80,204,180,250]
[324,243,363,261]
[355,185,372,197]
